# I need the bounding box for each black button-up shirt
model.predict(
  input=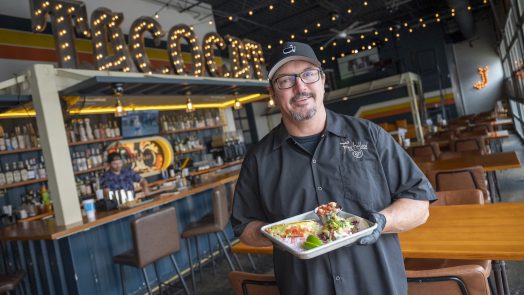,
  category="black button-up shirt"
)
[232,109,436,295]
